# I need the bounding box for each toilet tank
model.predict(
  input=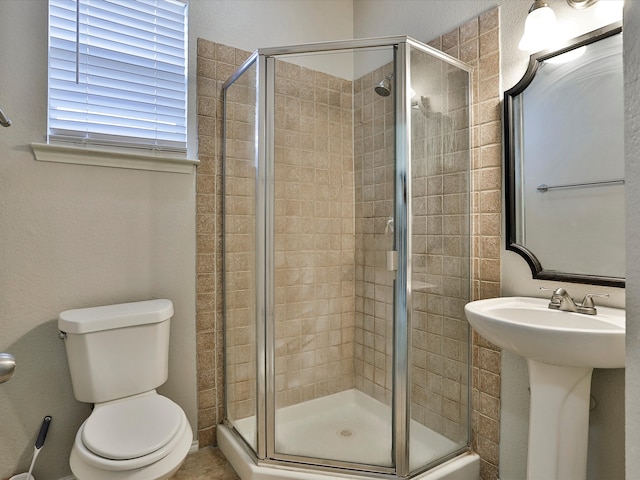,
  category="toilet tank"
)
[58,299,174,404]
